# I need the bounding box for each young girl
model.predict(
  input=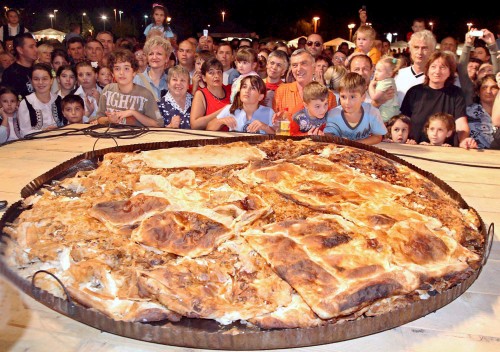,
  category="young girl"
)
[17,63,66,138]
[56,65,76,98]
[209,75,275,134]
[352,25,381,65]
[144,3,174,40]
[229,48,259,103]
[73,61,101,122]
[97,66,113,89]
[0,87,21,143]
[384,114,416,144]
[421,112,455,147]
[369,56,403,122]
